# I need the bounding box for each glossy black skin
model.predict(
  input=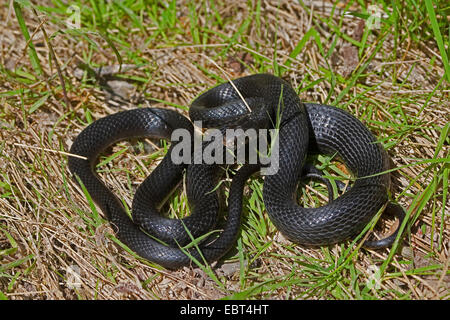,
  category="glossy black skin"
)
[68,74,404,269]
